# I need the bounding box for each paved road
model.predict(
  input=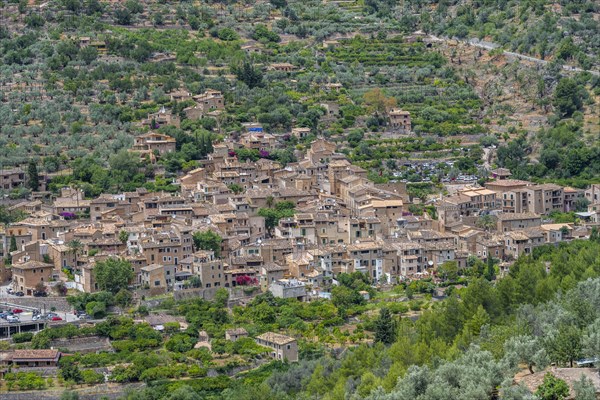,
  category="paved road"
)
[429,35,600,77]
